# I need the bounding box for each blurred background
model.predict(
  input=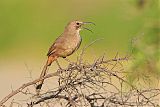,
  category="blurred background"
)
[0,0,159,99]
